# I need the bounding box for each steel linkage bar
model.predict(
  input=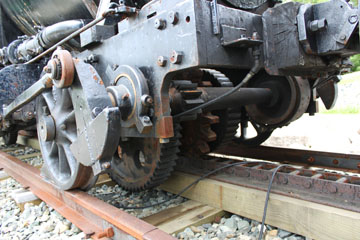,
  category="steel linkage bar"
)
[0,151,175,240]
